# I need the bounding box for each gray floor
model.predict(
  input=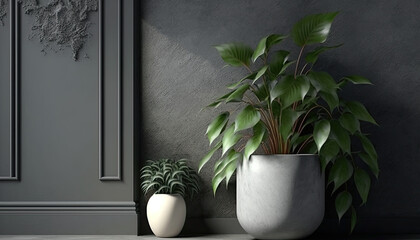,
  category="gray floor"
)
[2,235,420,240]
[0,235,249,240]
[0,236,249,240]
